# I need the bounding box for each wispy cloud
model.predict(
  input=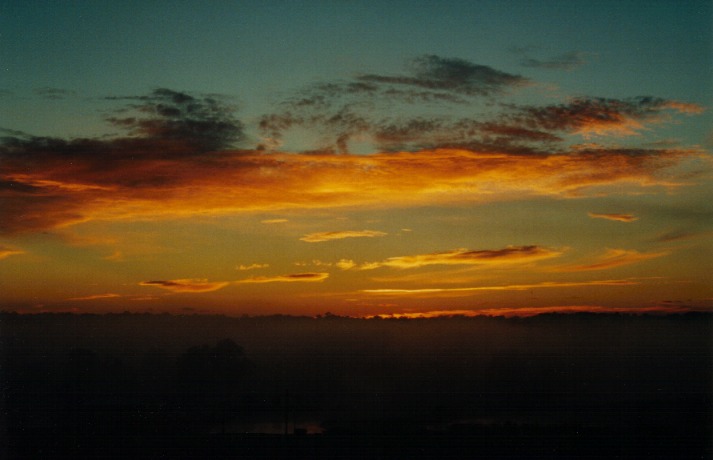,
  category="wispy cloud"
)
[0,246,24,260]
[34,87,77,100]
[370,304,698,318]
[588,212,638,222]
[362,279,639,297]
[514,49,591,71]
[237,263,269,271]
[357,54,529,97]
[236,272,329,283]
[105,88,244,152]
[139,279,230,293]
[336,259,356,270]
[300,230,387,243]
[554,249,668,272]
[103,250,124,261]
[258,54,532,153]
[477,305,699,316]
[261,218,288,224]
[360,245,562,270]
[653,229,710,243]
[508,96,704,138]
[67,293,122,301]
[258,53,701,152]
